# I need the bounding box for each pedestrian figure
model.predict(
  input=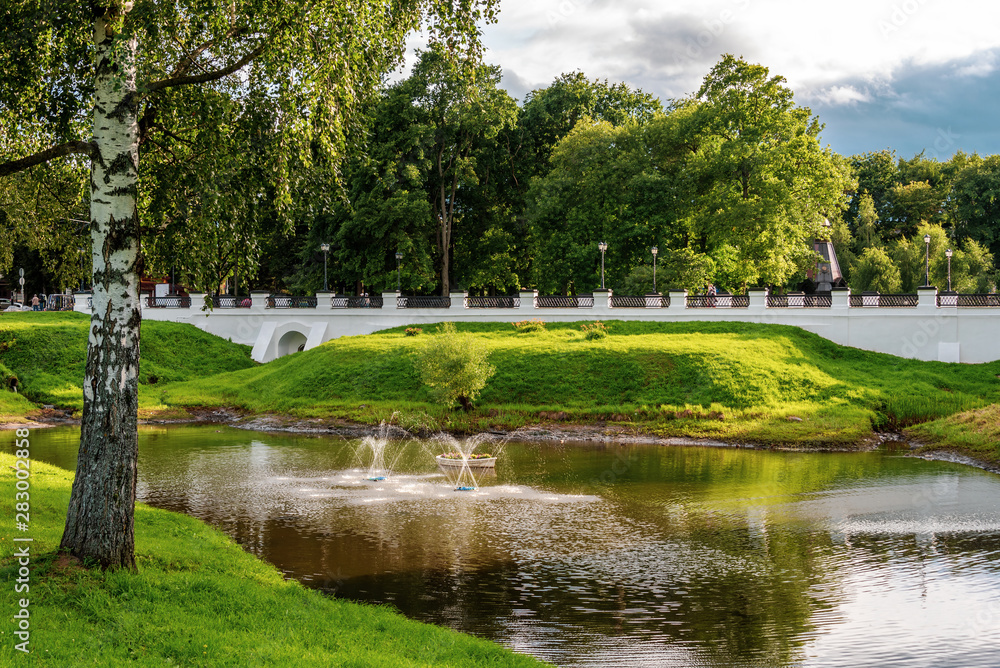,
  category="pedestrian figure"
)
[31,294,40,311]
[706,283,717,307]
